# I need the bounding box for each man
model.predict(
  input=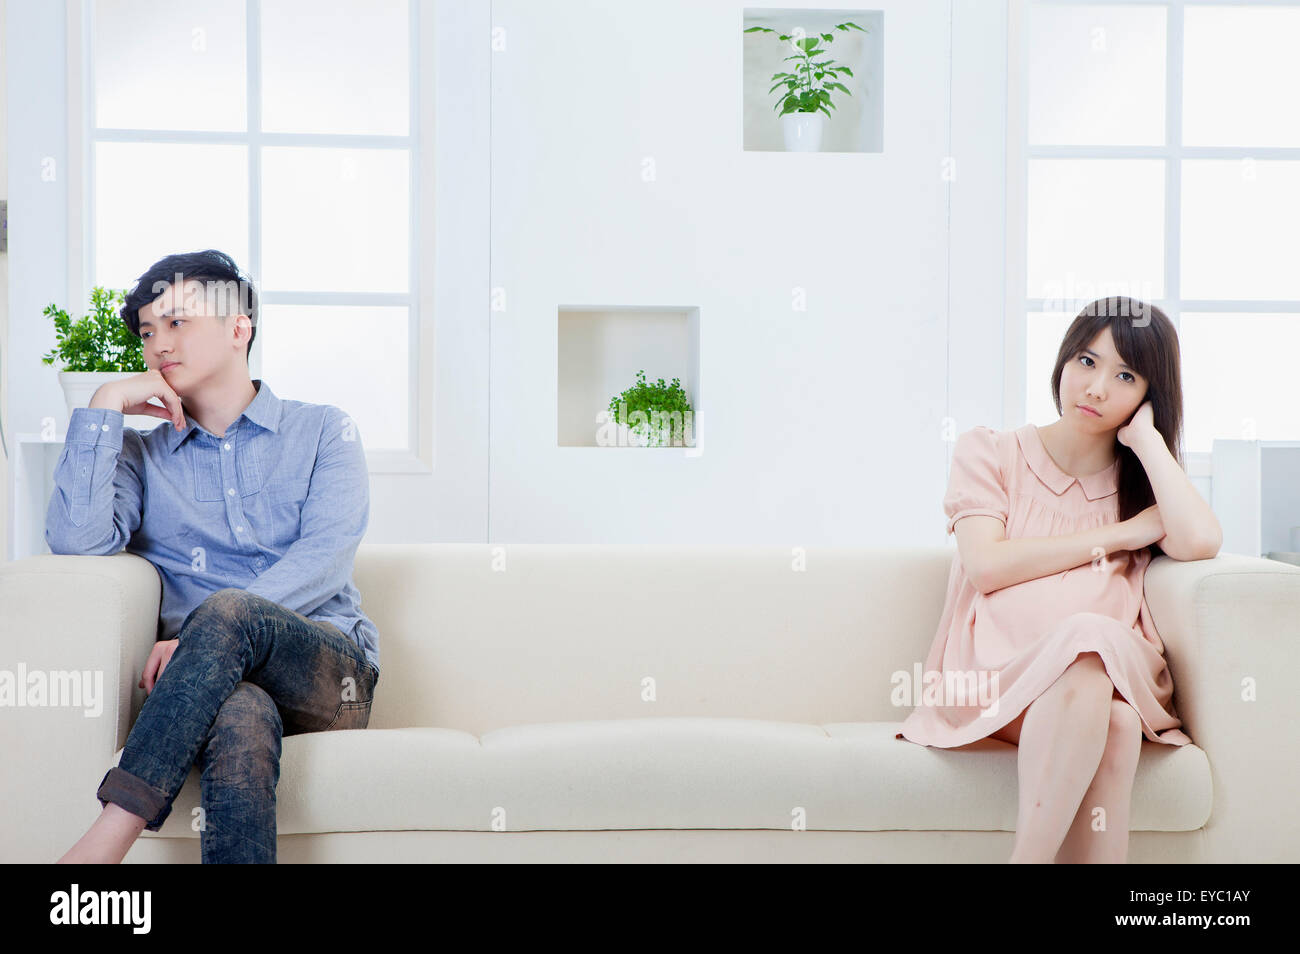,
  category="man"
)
[45,249,379,863]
